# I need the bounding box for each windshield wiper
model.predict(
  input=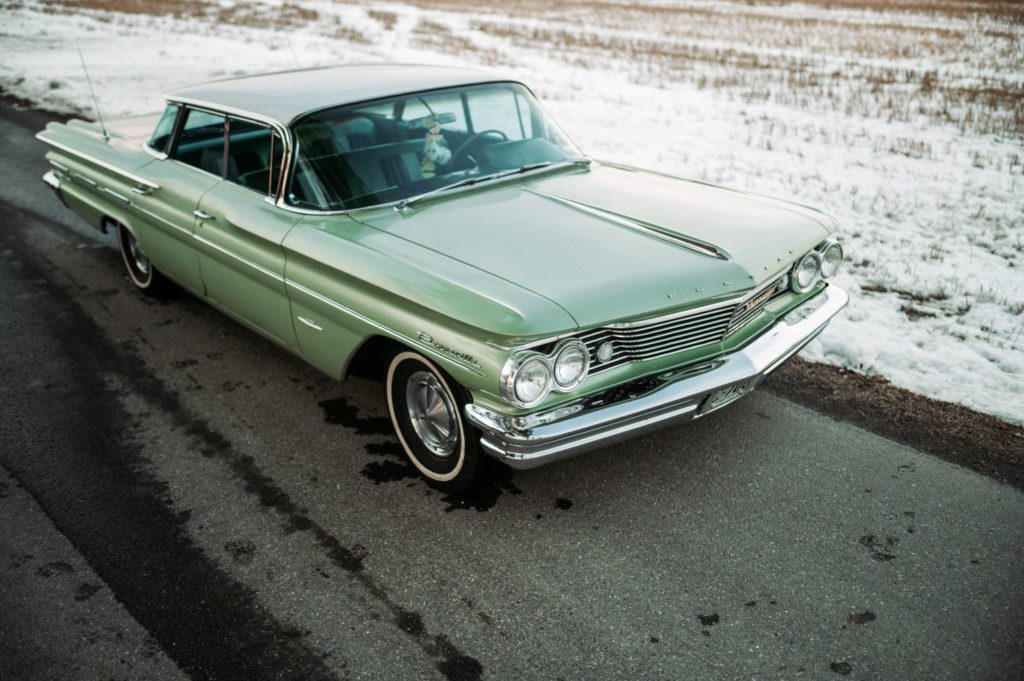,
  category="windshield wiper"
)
[394,158,590,212]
